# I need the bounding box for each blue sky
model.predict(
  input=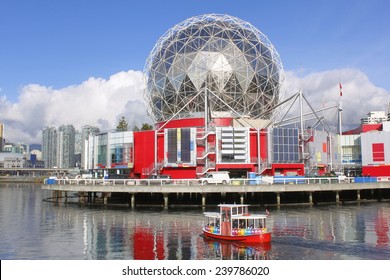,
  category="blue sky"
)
[0,0,390,143]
